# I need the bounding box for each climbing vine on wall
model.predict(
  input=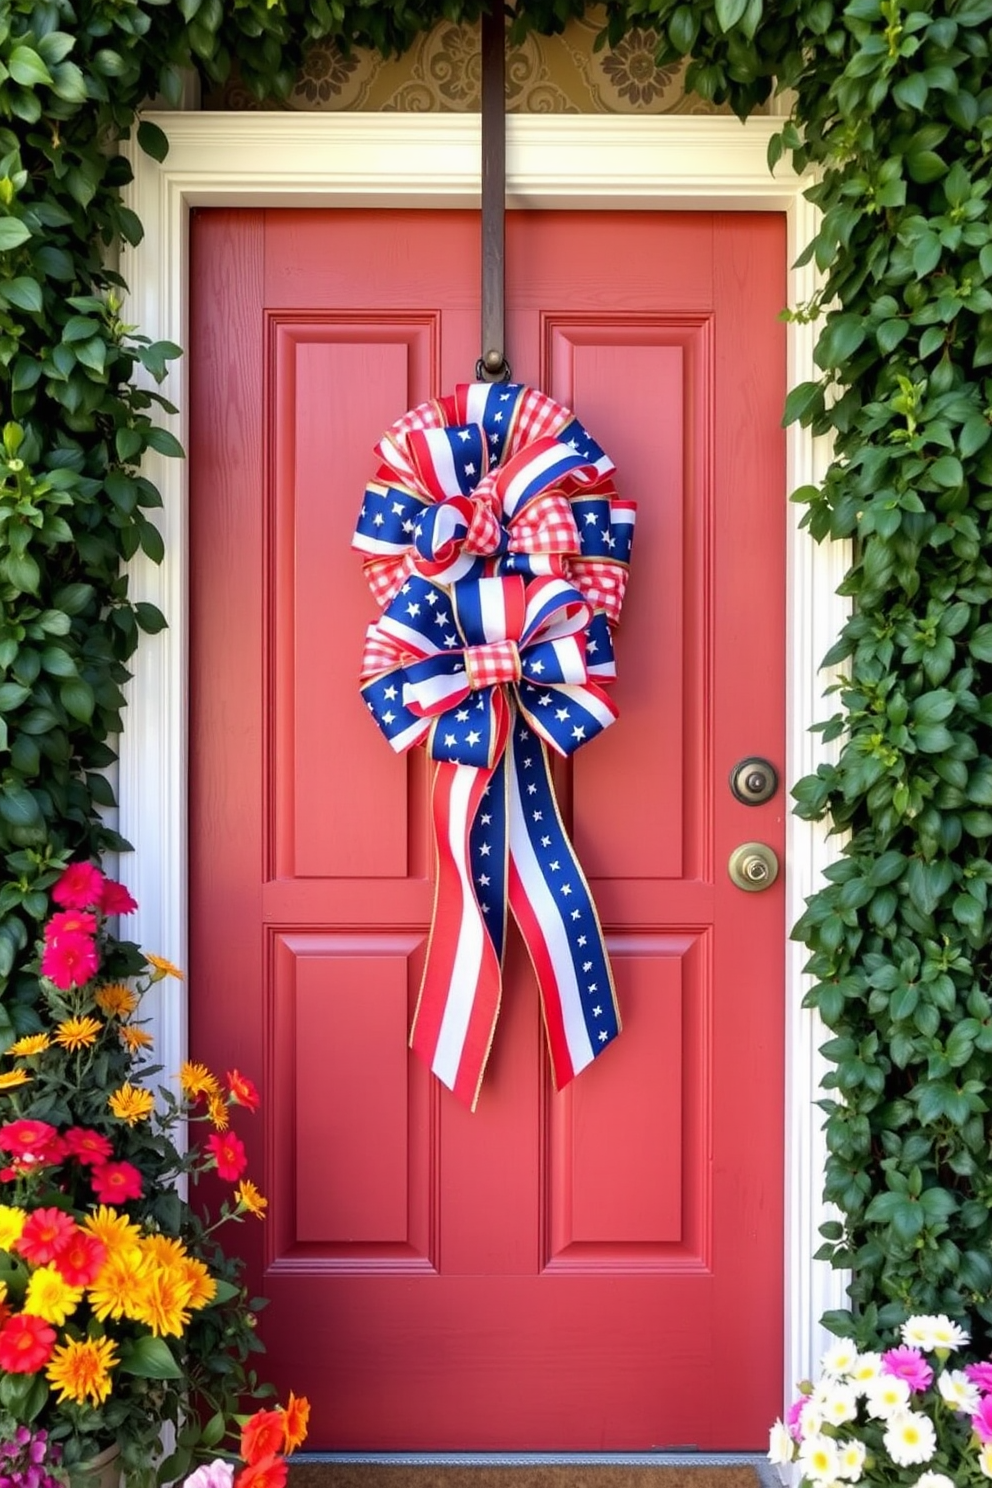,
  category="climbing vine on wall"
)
[1,0,991,1340]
